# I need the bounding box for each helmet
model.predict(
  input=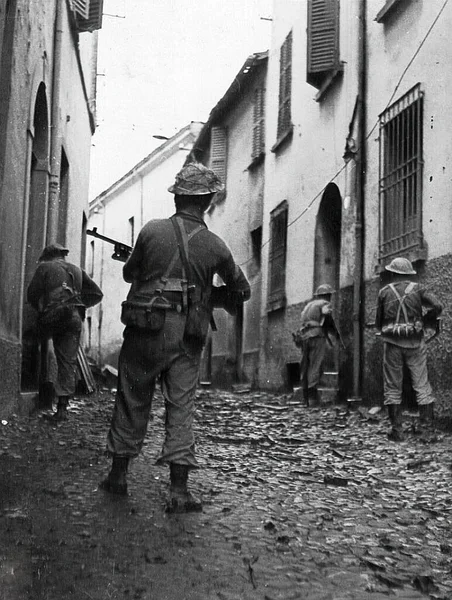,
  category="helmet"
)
[168,162,225,195]
[314,284,334,297]
[38,243,69,262]
[385,257,416,275]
